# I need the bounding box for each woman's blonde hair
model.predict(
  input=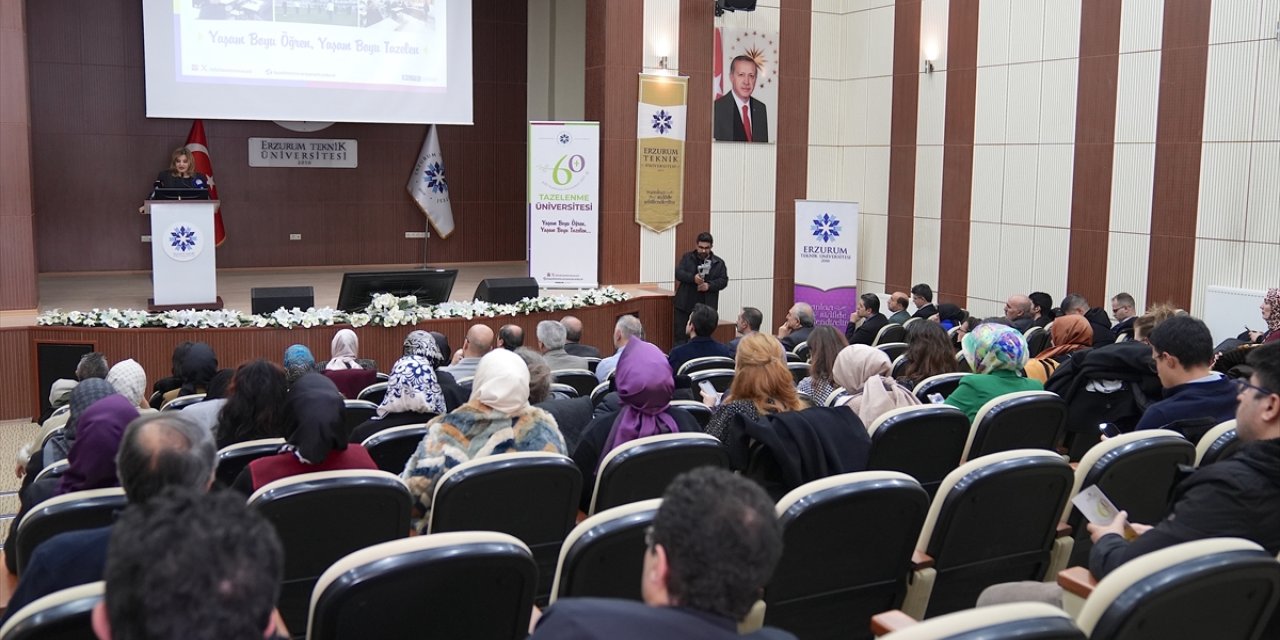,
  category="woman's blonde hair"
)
[169,147,195,177]
[726,333,804,415]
